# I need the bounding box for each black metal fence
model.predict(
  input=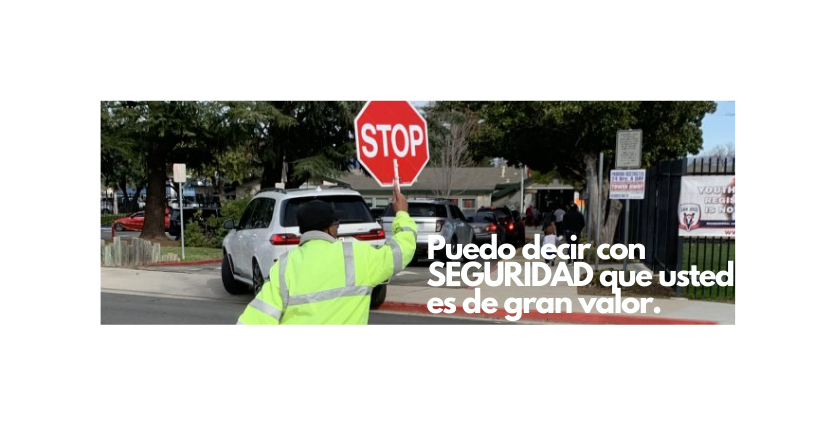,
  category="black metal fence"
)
[622,156,735,301]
